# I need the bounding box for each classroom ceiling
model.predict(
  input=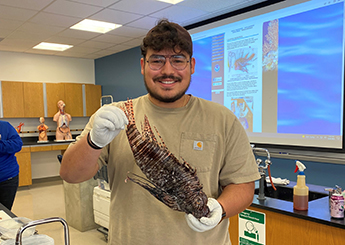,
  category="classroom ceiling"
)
[0,0,267,59]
